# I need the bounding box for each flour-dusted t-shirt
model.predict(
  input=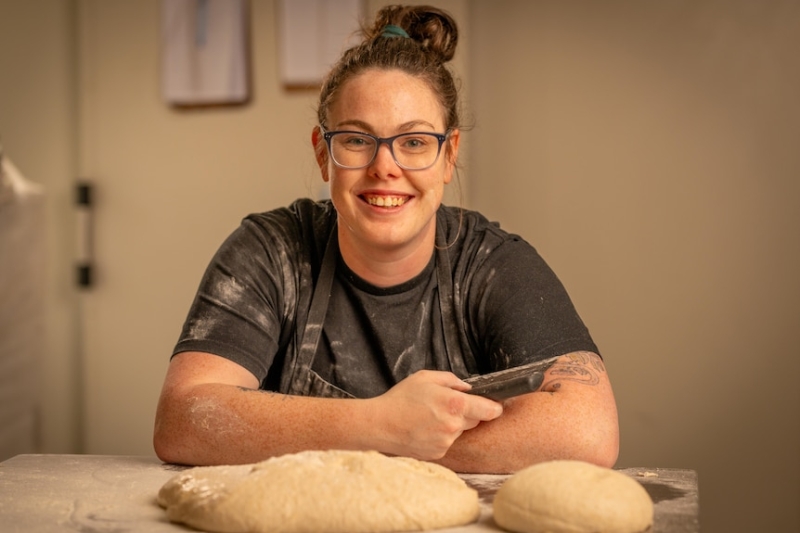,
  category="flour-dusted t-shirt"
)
[173,199,598,398]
